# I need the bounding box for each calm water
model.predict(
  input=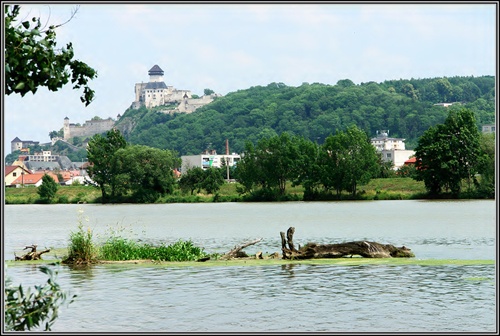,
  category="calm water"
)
[3,200,497,332]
